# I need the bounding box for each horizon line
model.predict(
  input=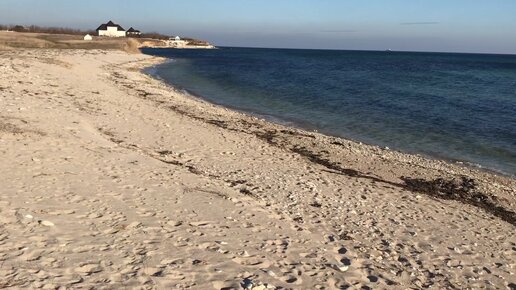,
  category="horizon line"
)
[215,45,516,56]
